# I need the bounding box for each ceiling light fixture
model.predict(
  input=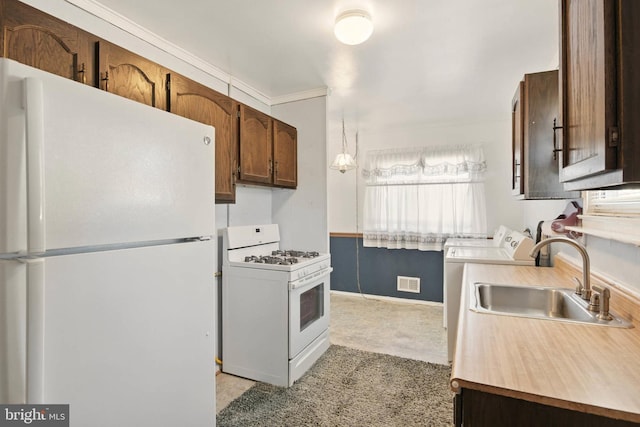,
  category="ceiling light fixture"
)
[334,9,373,45]
[330,119,358,173]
